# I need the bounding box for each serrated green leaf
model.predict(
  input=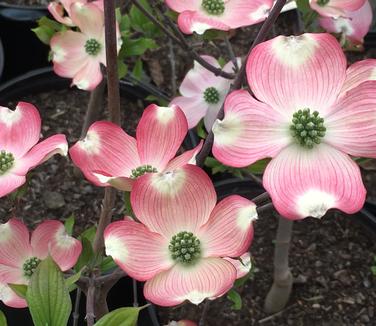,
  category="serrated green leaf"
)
[26,256,72,326]
[8,284,27,299]
[94,306,145,326]
[0,310,7,326]
[75,236,94,272]
[227,289,242,310]
[64,215,75,236]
